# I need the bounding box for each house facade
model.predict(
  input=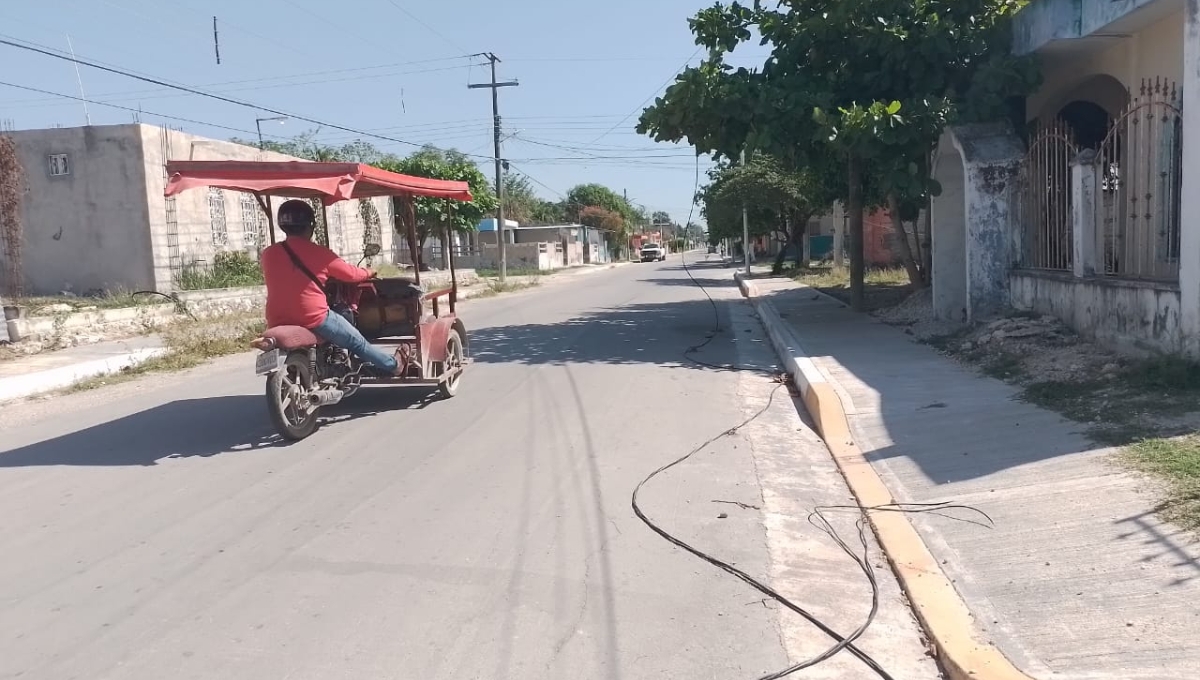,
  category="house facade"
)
[928,0,1200,354]
[0,123,394,296]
